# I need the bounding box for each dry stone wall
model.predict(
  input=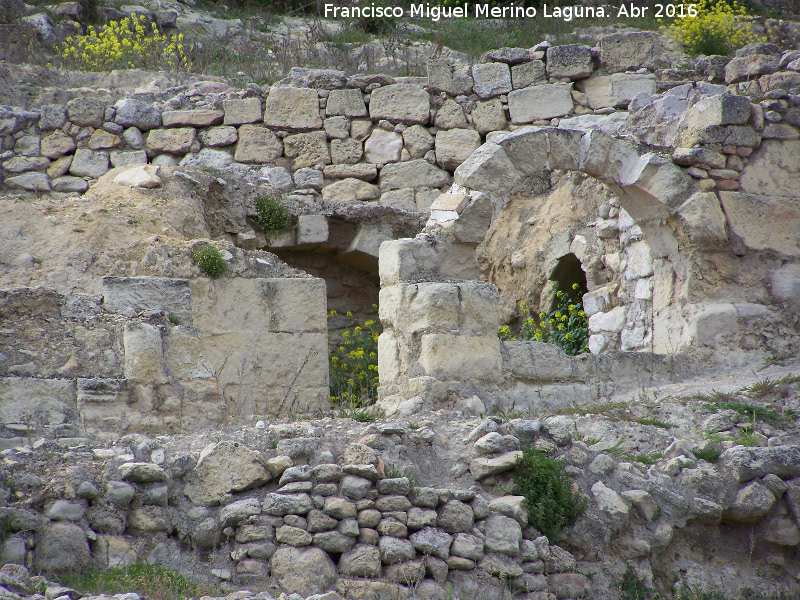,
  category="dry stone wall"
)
[0,403,799,600]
